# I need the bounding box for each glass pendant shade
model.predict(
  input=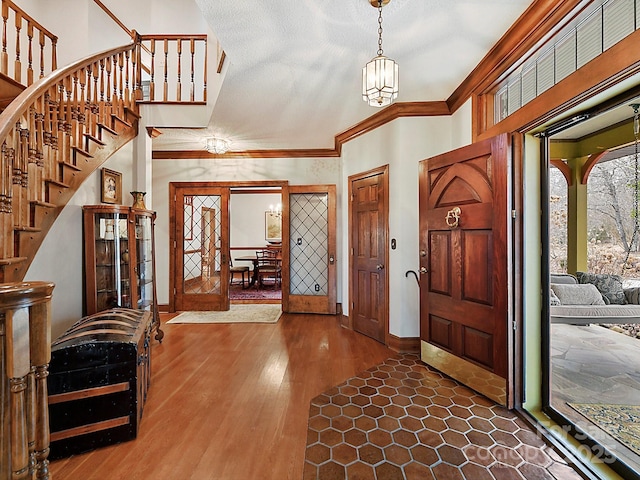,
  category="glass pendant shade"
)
[362,55,399,107]
[206,137,229,154]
